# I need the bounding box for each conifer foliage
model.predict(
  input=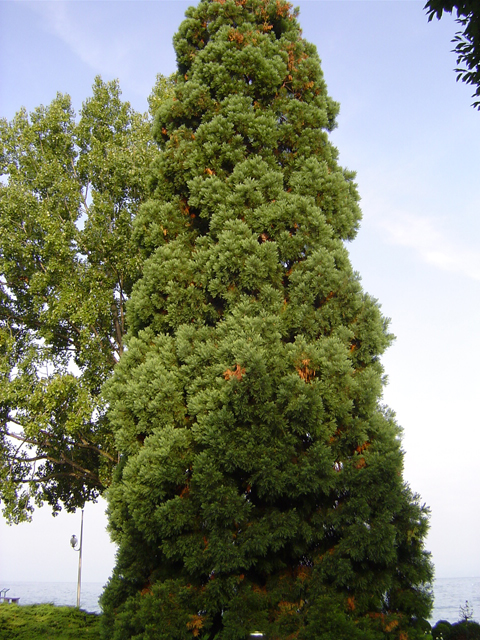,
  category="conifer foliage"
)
[101,1,433,638]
